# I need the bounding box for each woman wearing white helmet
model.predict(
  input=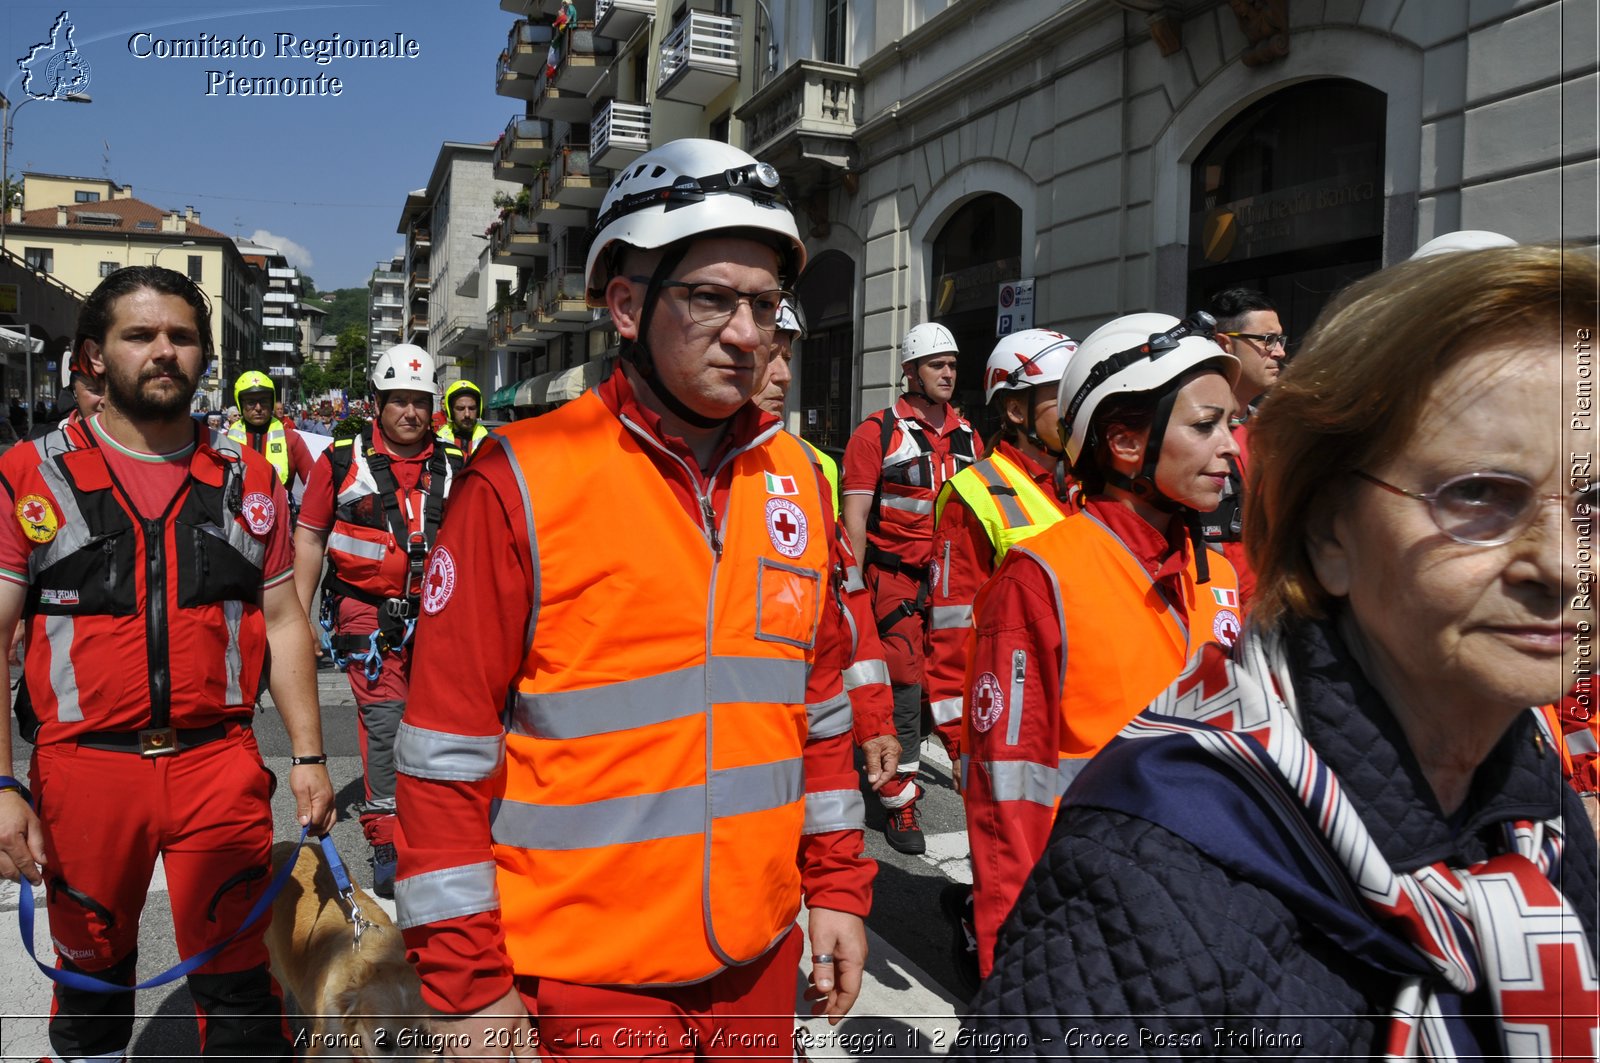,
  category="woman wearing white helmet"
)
[924,327,1081,993]
[958,311,1243,982]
